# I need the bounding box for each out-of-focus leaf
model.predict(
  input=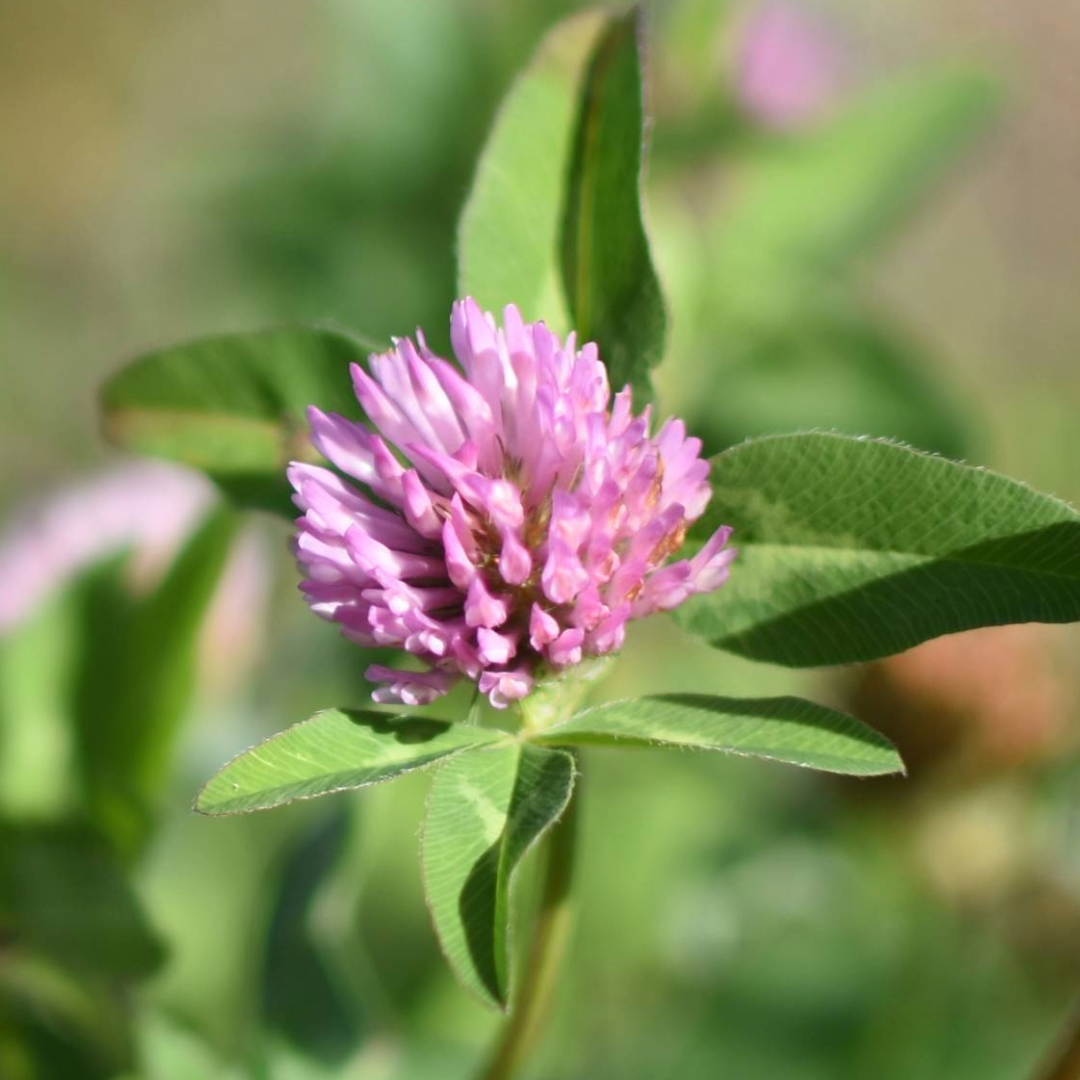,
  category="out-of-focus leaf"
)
[678,433,1080,666]
[561,7,666,401]
[102,329,378,515]
[457,11,605,326]
[0,826,164,980]
[691,302,972,459]
[256,1038,343,1080]
[0,582,84,822]
[75,509,237,854]
[261,811,364,1058]
[0,953,129,1080]
[536,694,902,776]
[420,742,575,1009]
[196,709,505,816]
[135,1010,245,1080]
[712,67,999,305]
